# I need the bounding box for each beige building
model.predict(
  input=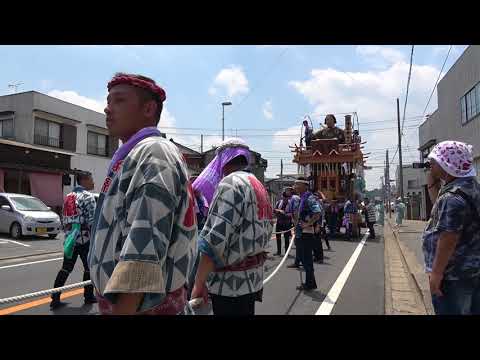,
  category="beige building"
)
[0,91,118,213]
[419,45,480,218]
[395,164,427,220]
